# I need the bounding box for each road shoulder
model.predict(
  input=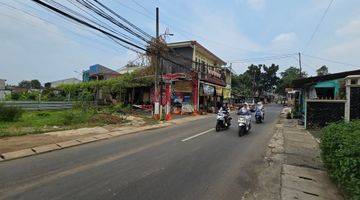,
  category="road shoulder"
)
[0,114,213,162]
